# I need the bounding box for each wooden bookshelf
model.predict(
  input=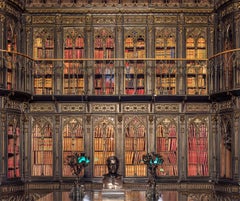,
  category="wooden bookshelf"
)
[6,26,17,90]
[62,117,84,177]
[63,28,85,95]
[124,116,147,177]
[187,120,208,176]
[32,121,53,176]
[7,119,20,179]
[186,35,207,95]
[33,28,54,95]
[94,28,115,95]
[93,122,115,177]
[124,30,146,95]
[156,118,178,176]
[155,29,177,95]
